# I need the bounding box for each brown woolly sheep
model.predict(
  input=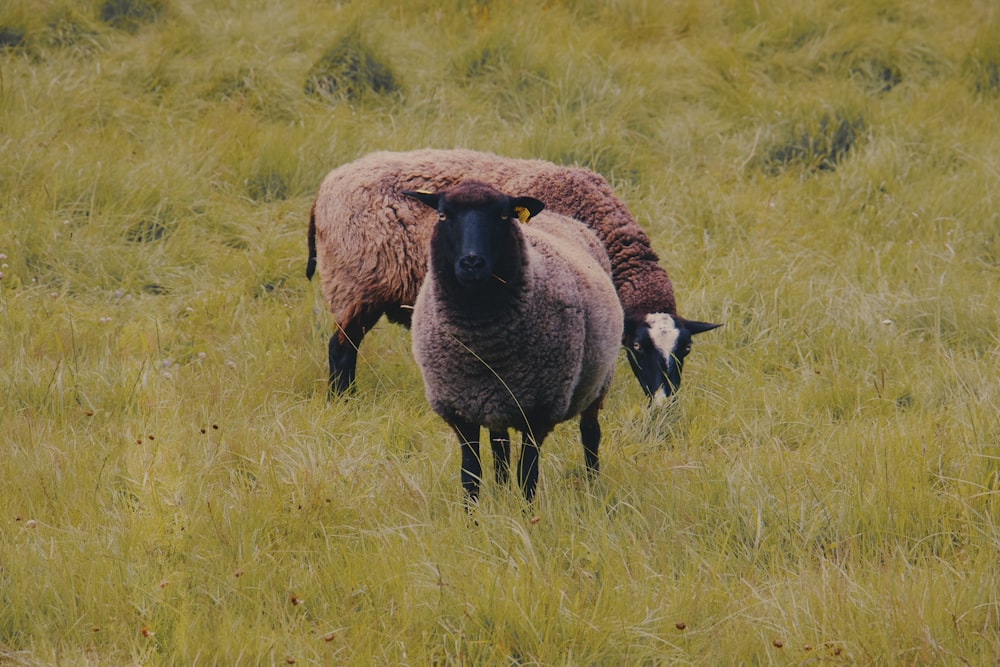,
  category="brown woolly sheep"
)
[307,148,720,401]
[405,181,623,502]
